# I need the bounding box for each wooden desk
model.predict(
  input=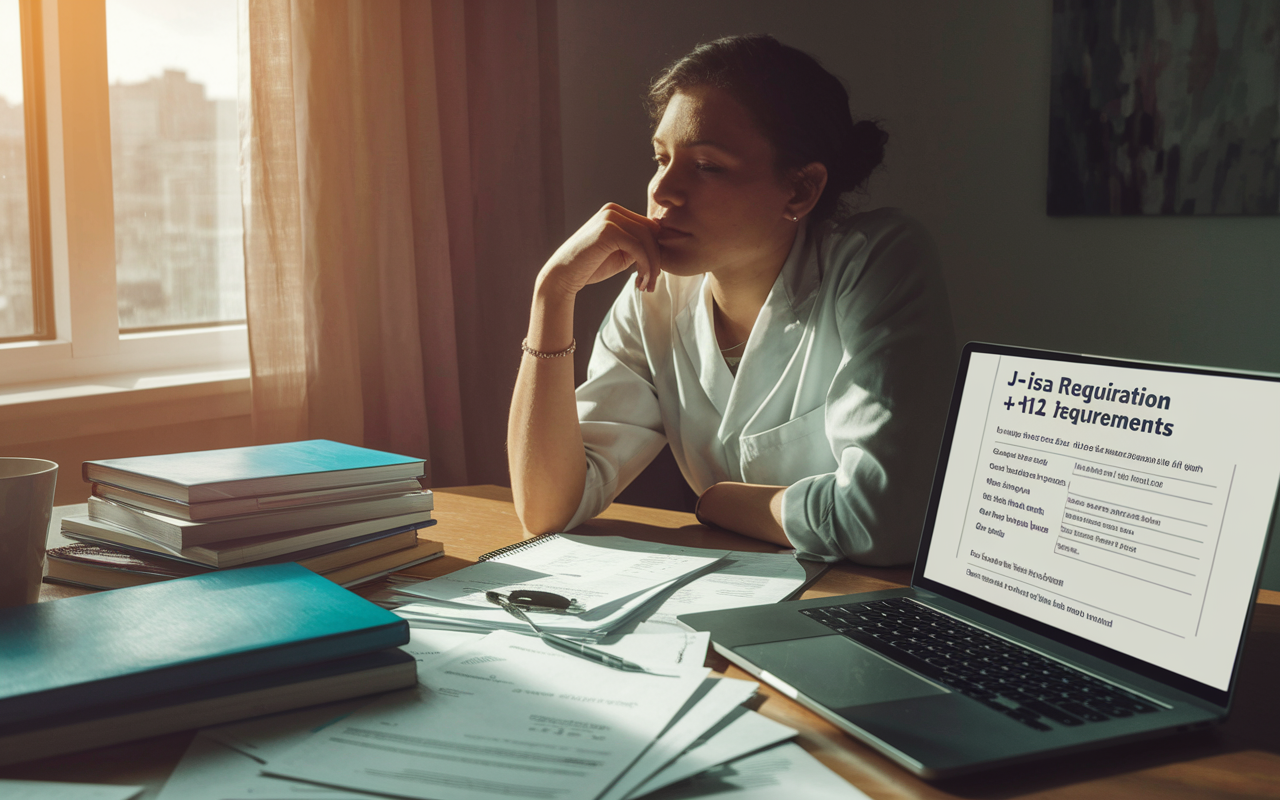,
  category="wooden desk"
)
[7,485,1280,798]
